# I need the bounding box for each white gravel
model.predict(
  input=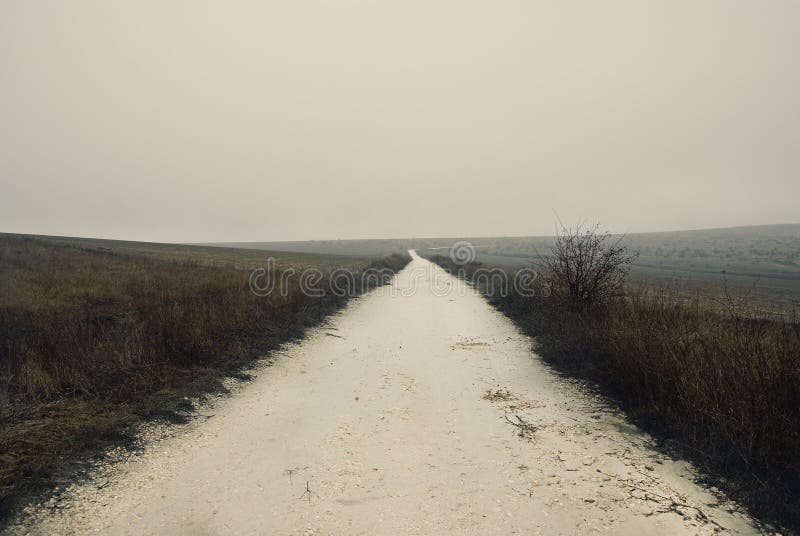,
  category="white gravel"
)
[8,252,761,535]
